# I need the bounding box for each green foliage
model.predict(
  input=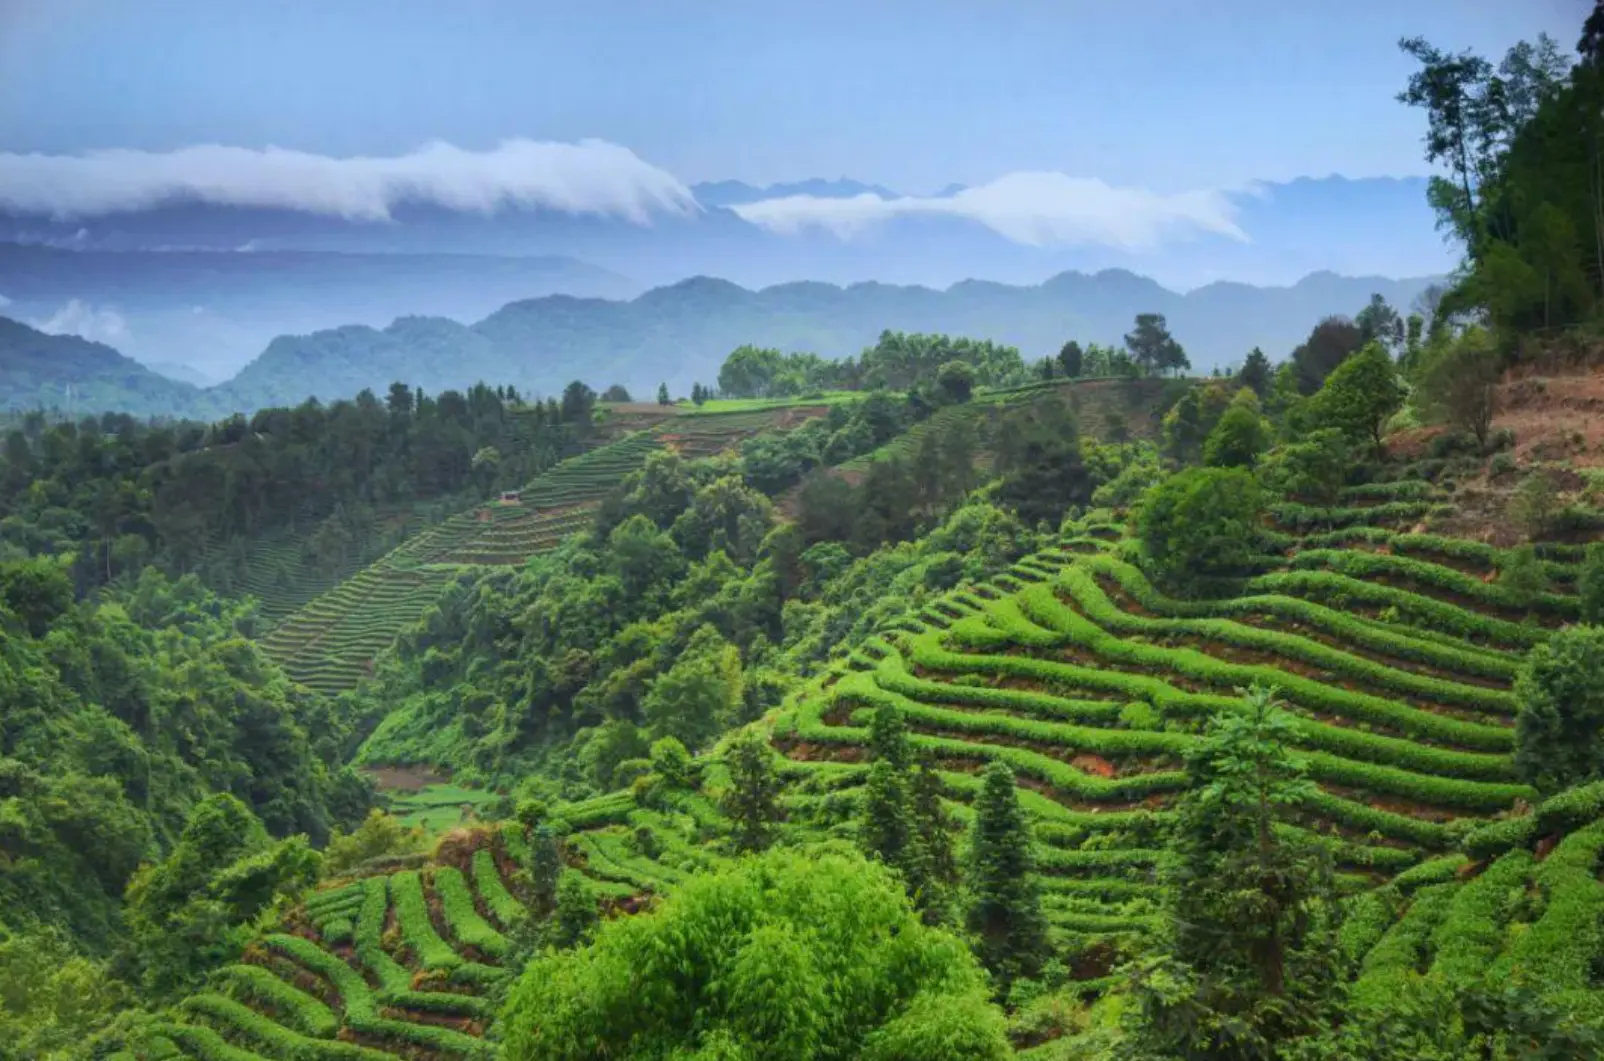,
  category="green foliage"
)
[1202,395,1270,469]
[720,731,783,853]
[433,866,508,958]
[1308,341,1407,455]
[966,761,1048,990]
[1129,687,1340,1059]
[1497,543,1549,606]
[319,809,427,878]
[0,929,127,1061]
[1135,467,1265,593]
[1580,543,1604,624]
[500,846,1011,1061]
[1514,625,1604,793]
[1413,325,1501,448]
